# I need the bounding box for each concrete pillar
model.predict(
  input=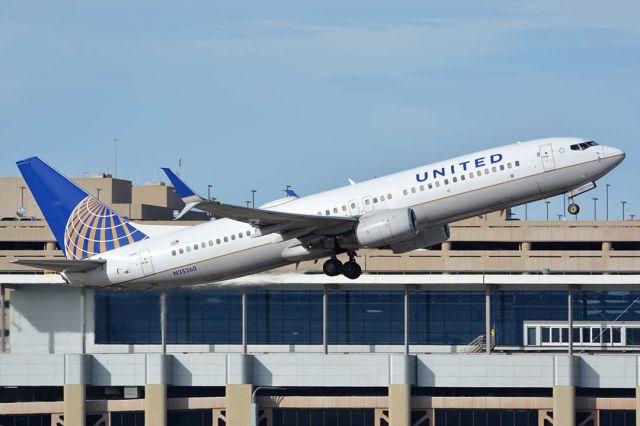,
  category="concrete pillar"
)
[64,384,86,426]
[145,354,170,426]
[64,354,88,426]
[45,241,57,251]
[485,286,491,354]
[323,286,328,354]
[226,384,253,426]
[389,355,415,426]
[636,386,640,426]
[553,355,576,426]
[602,241,612,251]
[145,384,167,426]
[521,241,531,251]
[226,354,253,426]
